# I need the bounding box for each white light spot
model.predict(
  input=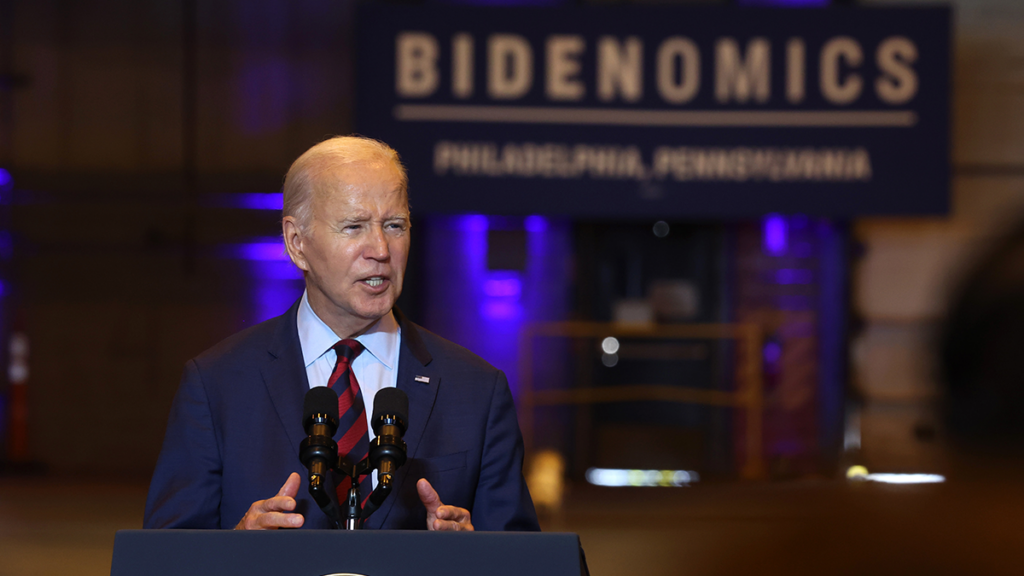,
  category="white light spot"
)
[864,473,945,485]
[8,361,28,384]
[585,467,699,487]
[601,336,620,355]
